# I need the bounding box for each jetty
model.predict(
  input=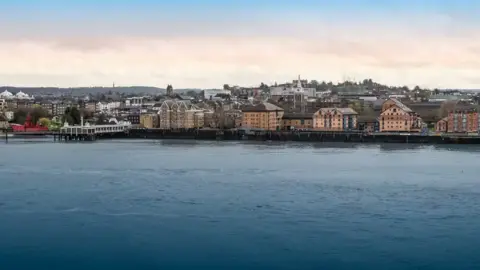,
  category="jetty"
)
[56,122,131,141]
